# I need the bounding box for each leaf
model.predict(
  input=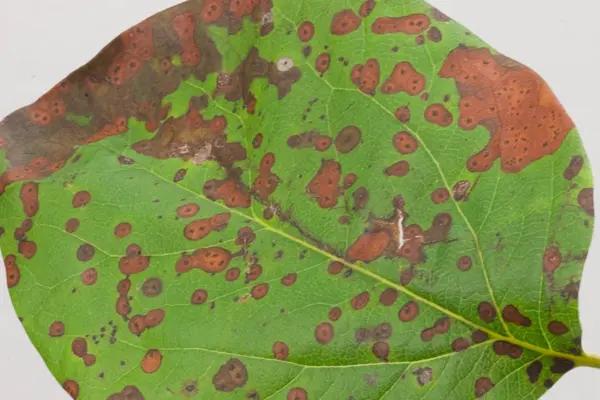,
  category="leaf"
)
[0,0,596,399]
